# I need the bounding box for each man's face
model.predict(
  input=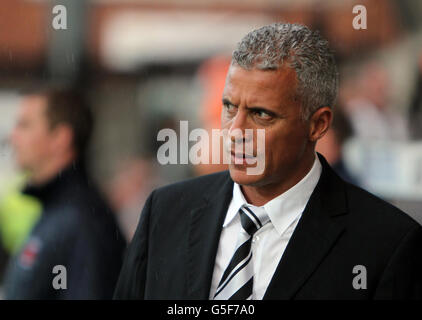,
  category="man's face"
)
[221,64,312,188]
[10,95,55,173]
